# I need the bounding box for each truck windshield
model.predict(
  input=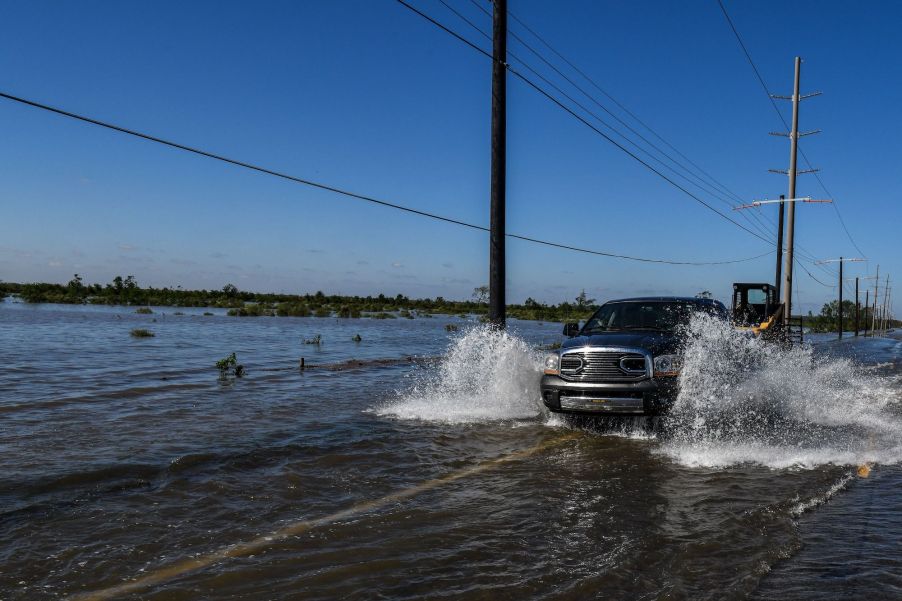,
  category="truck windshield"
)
[581,301,708,334]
